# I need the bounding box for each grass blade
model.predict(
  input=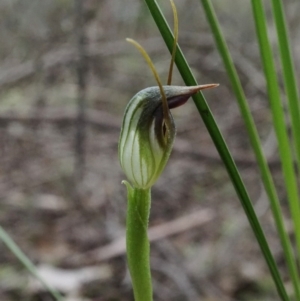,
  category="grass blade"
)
[0,225,64,301]
[271,0,300,176]
[200,0,300,298]
[143,0,290,300]
[251,0,300,269]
